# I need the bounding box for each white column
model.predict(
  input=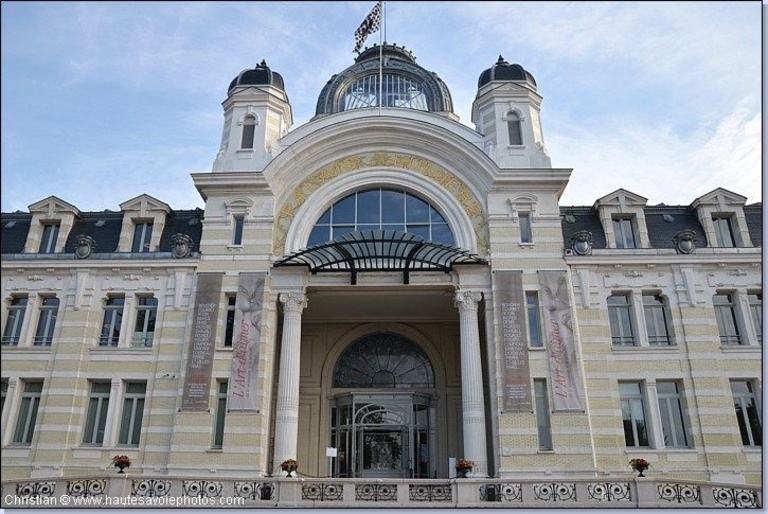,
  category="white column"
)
[273,291,307,475]
[454,289,488,477]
